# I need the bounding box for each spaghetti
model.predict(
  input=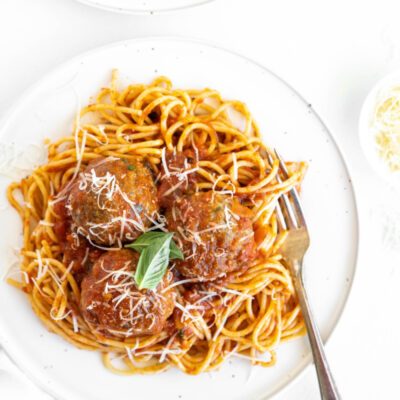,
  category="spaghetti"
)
[7,70,307,375]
